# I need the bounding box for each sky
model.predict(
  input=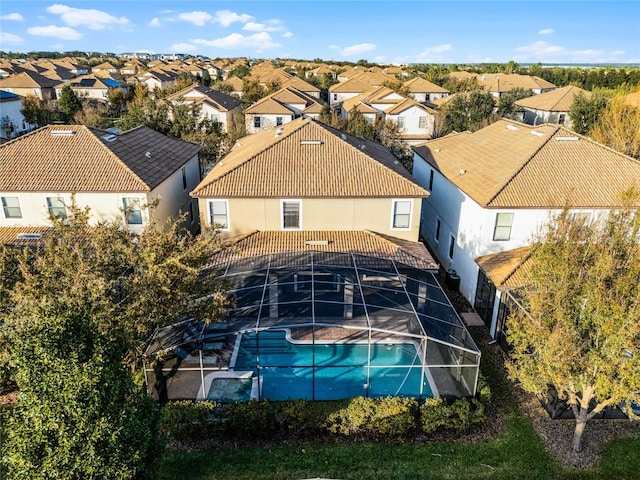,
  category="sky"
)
[0,1,639,64]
